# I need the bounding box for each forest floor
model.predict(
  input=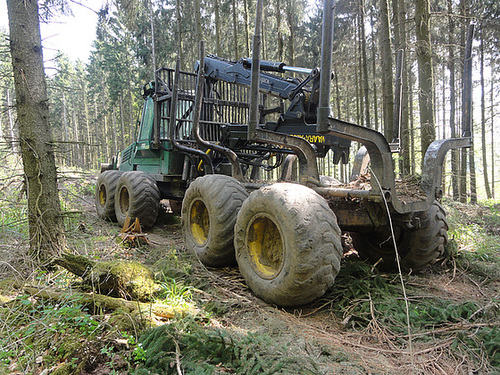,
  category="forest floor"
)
[0,170,499,374]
